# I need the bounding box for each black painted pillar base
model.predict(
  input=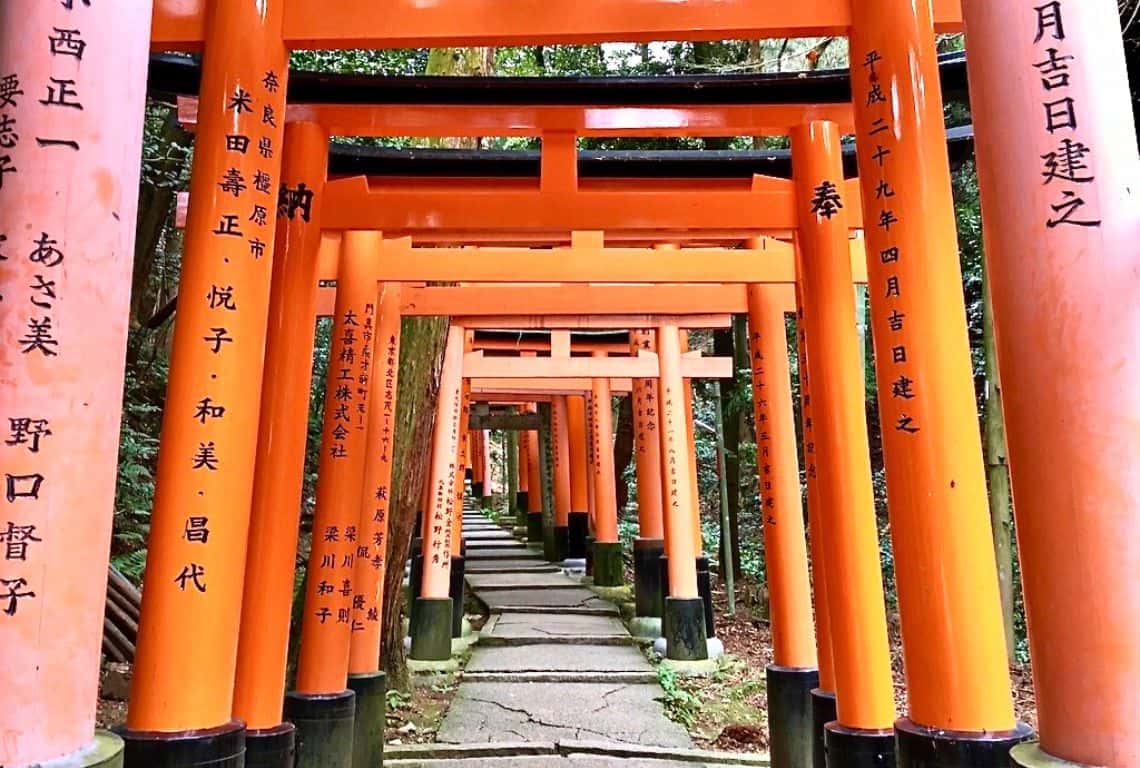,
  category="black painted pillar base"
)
[897,718,1033,768]
[696,554,715,638]
[633,538,665,617]
[664,596,709,661]
[553,525,570,562]
[567,511,589,558]
[448,555,466,638]
[584,535,595,576]
[811,688,838,768]
[408,538,423,602]
[245,723,296,768]
[767,666,819,768]
[122,720,244,768]
[470,481,484,499]
[592,542,625,587]
[526,511,543,543]
[347,672,386,768]
[409,596,453,661]
[824,723,896,768]
[284,691,355,768]
[480,495,493,513]
[515,492,529,526]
